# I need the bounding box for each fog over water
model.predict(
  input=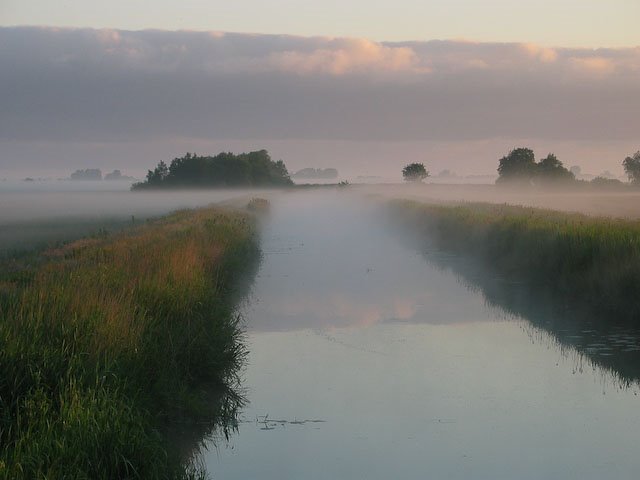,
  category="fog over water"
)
[3,6,640,478]
[4,181,640,252]
[3,182,640,477]
[5,180,640,222]
[197,191,640,479]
